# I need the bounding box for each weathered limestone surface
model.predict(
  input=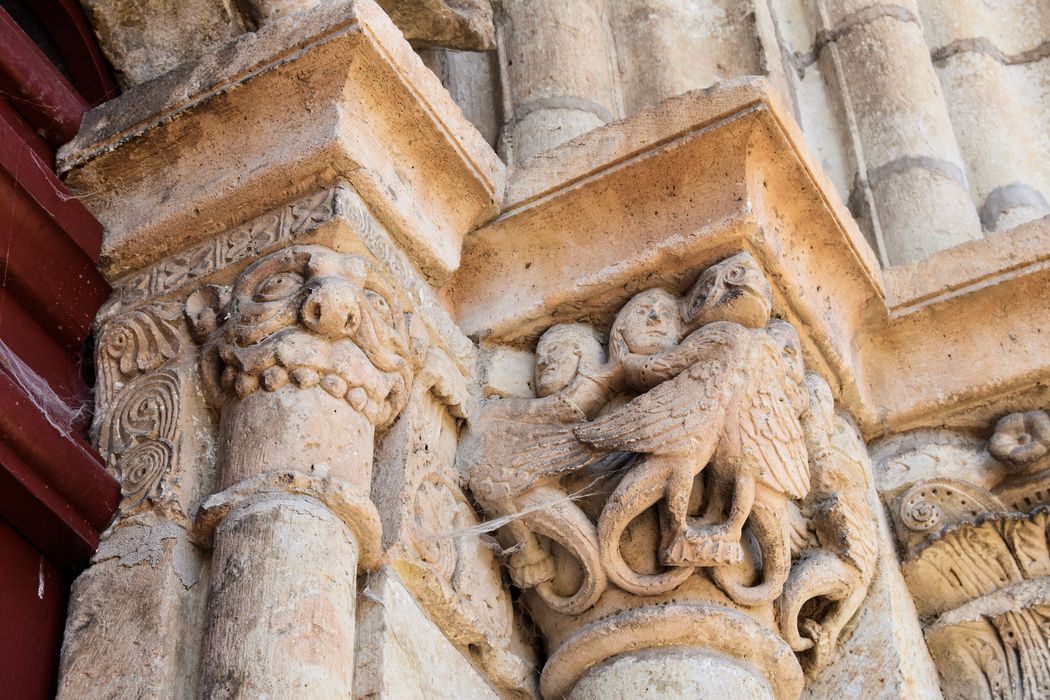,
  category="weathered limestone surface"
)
[453,79,1050,440]
[60,0,504,285]
[81,0,494,87]
[459,252,890,698]
[55,1,1050,699]
[498,0,622,163]
[79,0,248,87]
[609,0,762,115]
[874,412,1050,699]
[355,567,503,699]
